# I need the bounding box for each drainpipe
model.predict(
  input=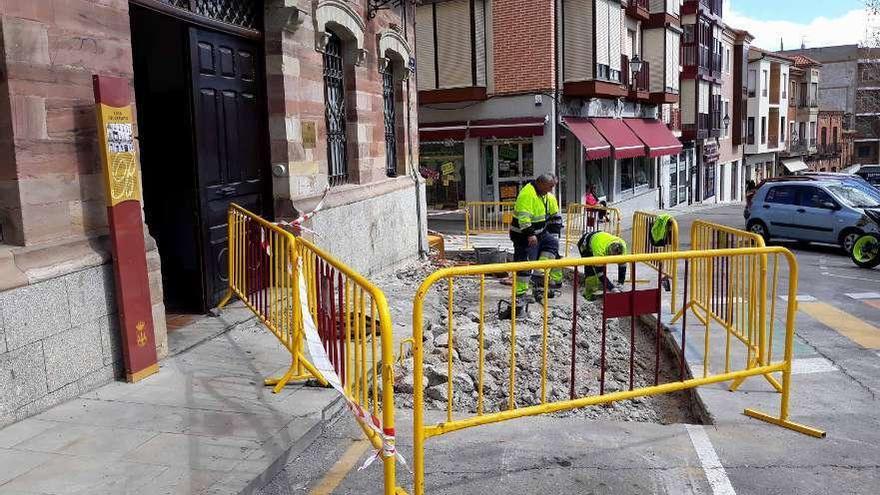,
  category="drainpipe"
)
[403,3,428,257]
